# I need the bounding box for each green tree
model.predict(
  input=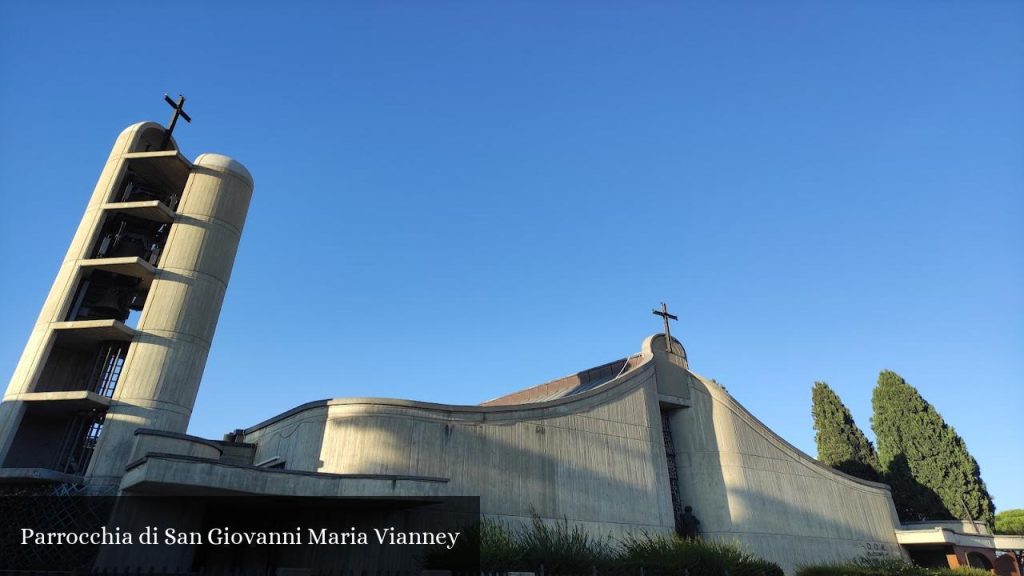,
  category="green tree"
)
[811,381,881,482]
[871,370,994,525]
[994,509,1024,535]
